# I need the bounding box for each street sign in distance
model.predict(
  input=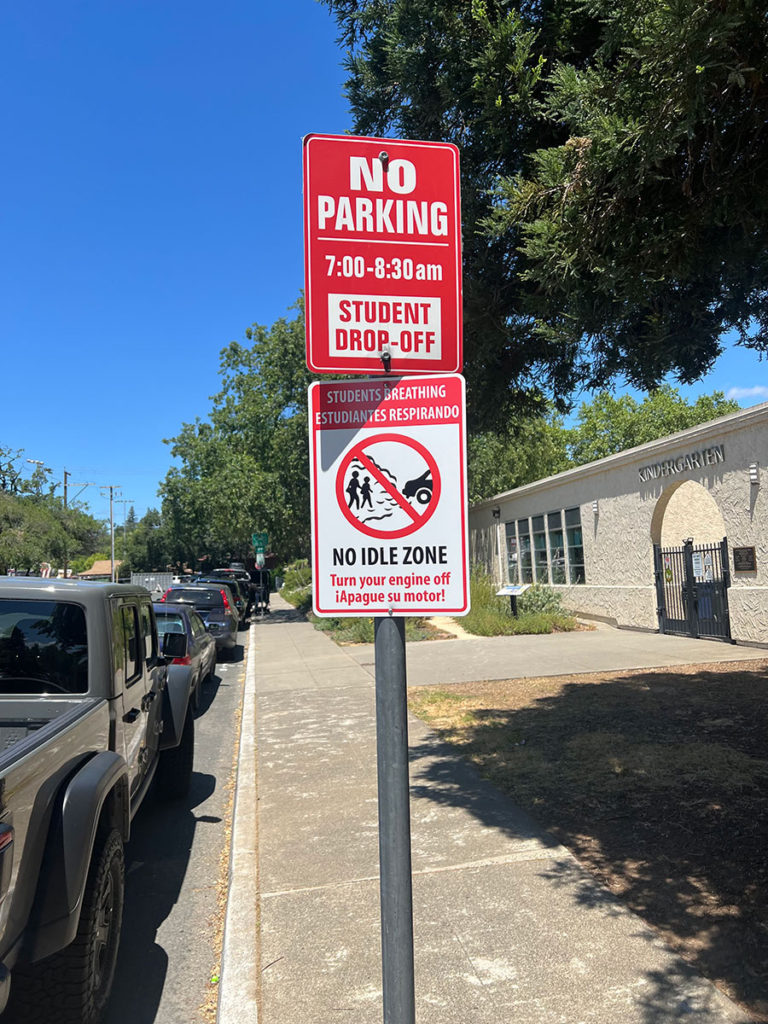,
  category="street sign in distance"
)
[309,374,469,617]
[303,133,462,376]
[252,531,268,554]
